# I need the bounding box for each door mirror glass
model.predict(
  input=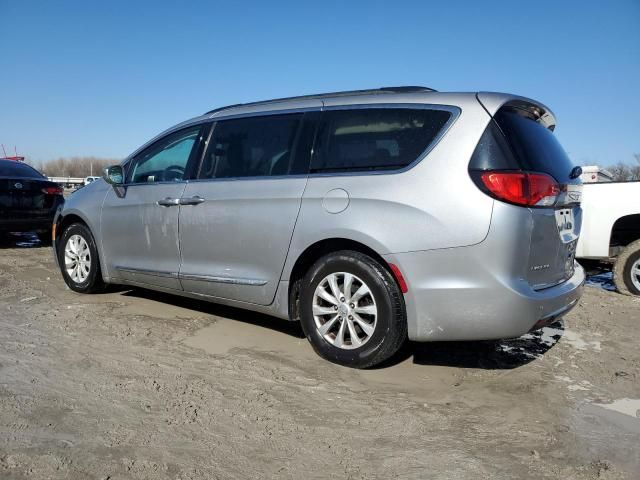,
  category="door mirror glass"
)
[104,165,124,185]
